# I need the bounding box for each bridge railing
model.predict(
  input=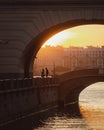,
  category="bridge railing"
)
[0,77,59,91]
[0,78,32,91]
[59,68,101,82]
[33,77,59,87]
